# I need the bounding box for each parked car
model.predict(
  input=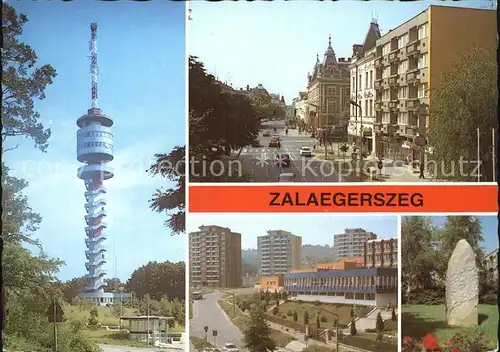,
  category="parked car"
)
[299,146,312,157]
[222,343,239,352]
[277,173,296,182]
[263,131,271,137]
[269,139,279,147]
[275,153,291,167]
